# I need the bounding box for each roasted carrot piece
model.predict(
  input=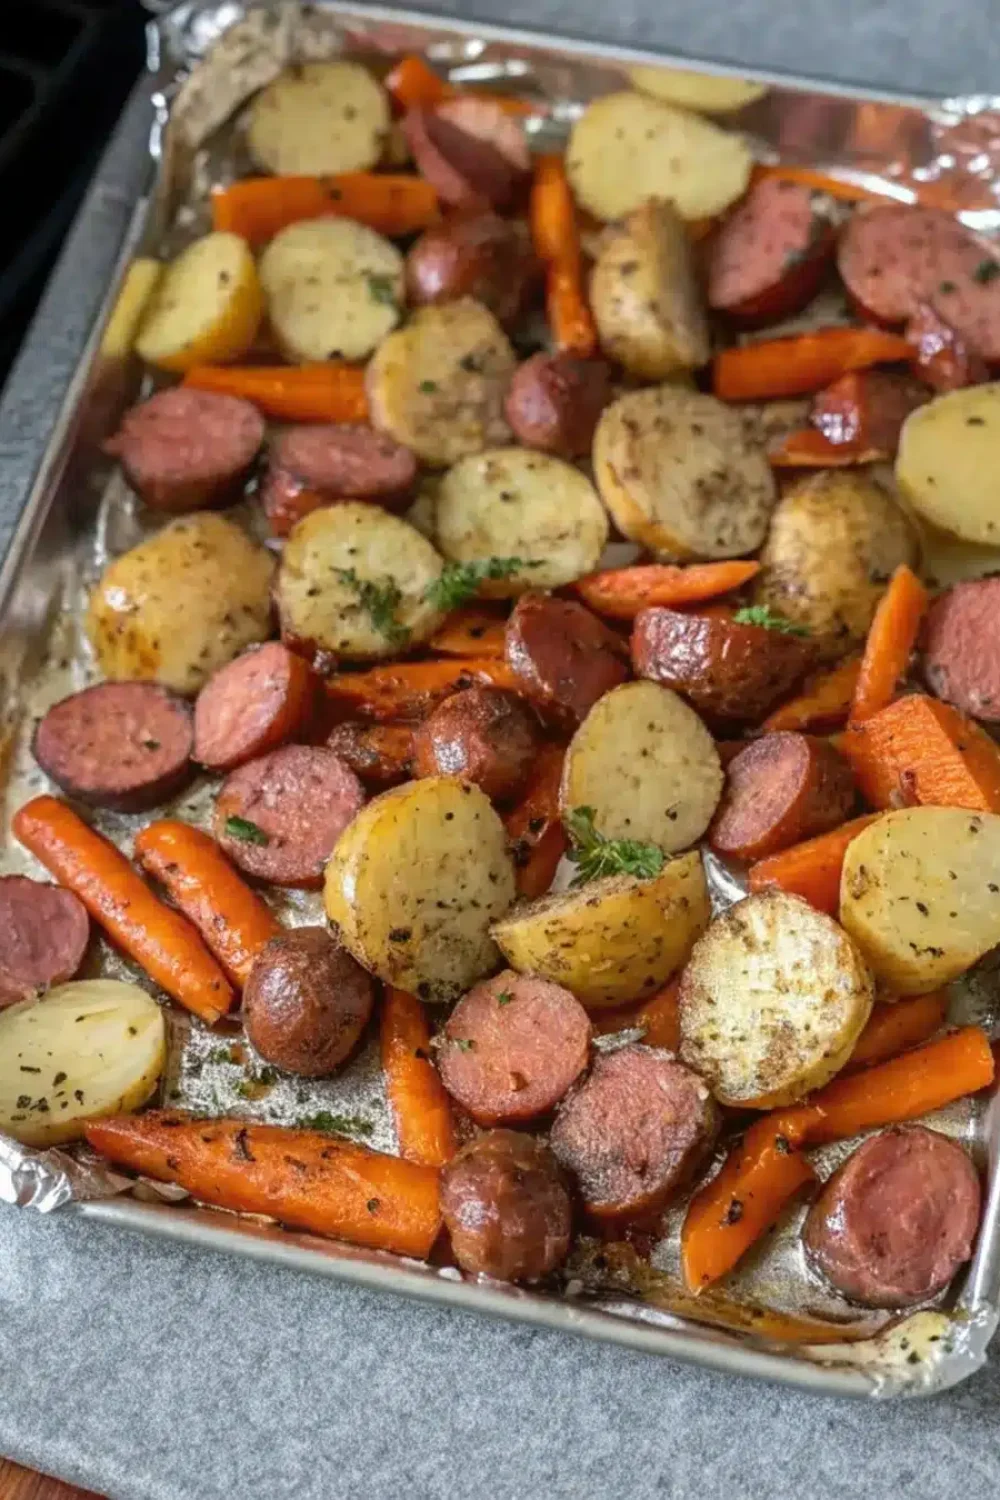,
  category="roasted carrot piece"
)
[84,1112,442,1259]
[747,814,881,915]
[428,608,507,658]
[767,427,887,467]
[590,980,682,1046]
[530,155,597,358]
[384,55,534,116]
[211,174,439,245]
[763,657,862,733]
[13,797,233,1024]
[841,694,1000,813]
[183,363,368,423]
[381,988,457,1168]
[574,561,760,621]
[134,821,280,989]
[504,742,567,898]
[325,659,518,721]
[750,162,904,206]
[849,564,929,726]
[843,992,949,1074]
[713,328,915,401]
